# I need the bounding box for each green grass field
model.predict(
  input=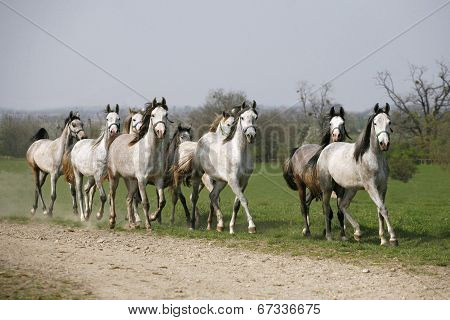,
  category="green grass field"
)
[0,158,448,267]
